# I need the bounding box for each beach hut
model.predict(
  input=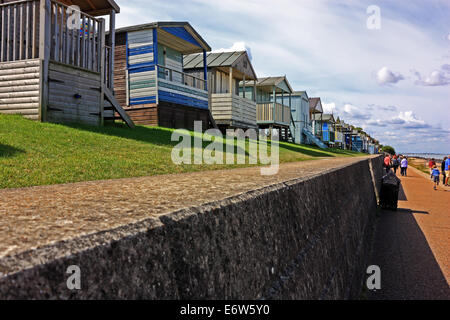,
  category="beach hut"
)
[183,51,258,131]
[334,117,345,149]
[110,22,212,129]
[276,91,311,144]
[312,113,335,146]
[0,0,134,127]
[341,121,353,150]
[351,128,363,152]
[309,97,323,140]
[240,76,293,141]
